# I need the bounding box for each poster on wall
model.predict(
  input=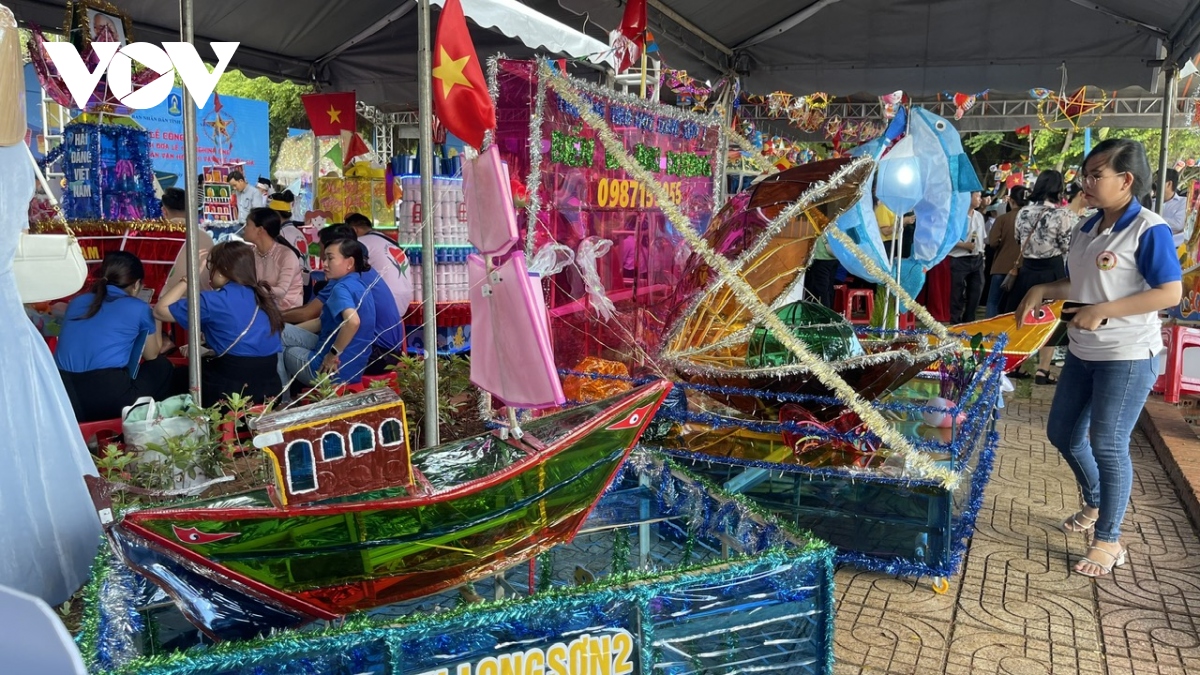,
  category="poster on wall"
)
[493,59,726,373]
[133,88,270,189]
